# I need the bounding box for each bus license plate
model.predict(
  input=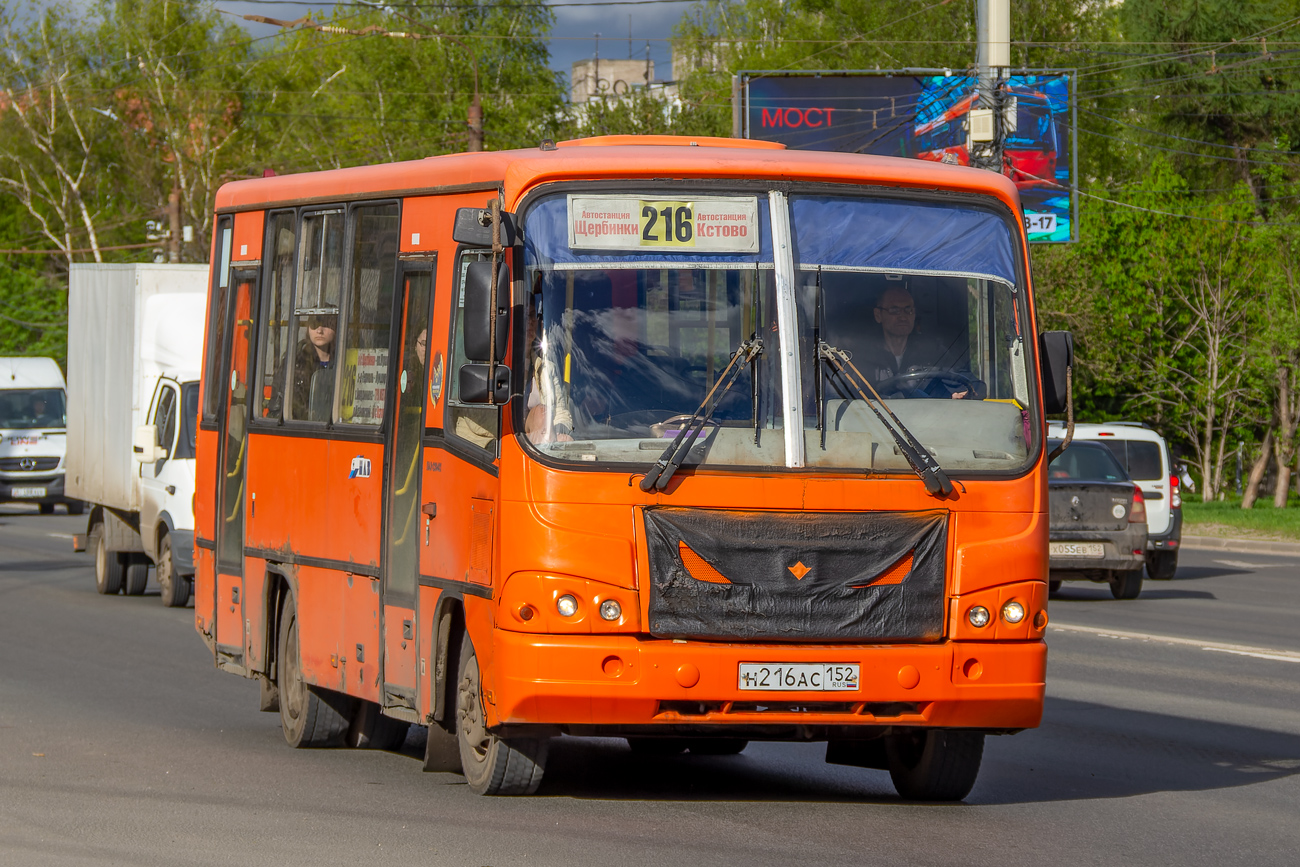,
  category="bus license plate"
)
[11,487,46,498]
[1051,542,1104,557]
[738,663,859,692]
